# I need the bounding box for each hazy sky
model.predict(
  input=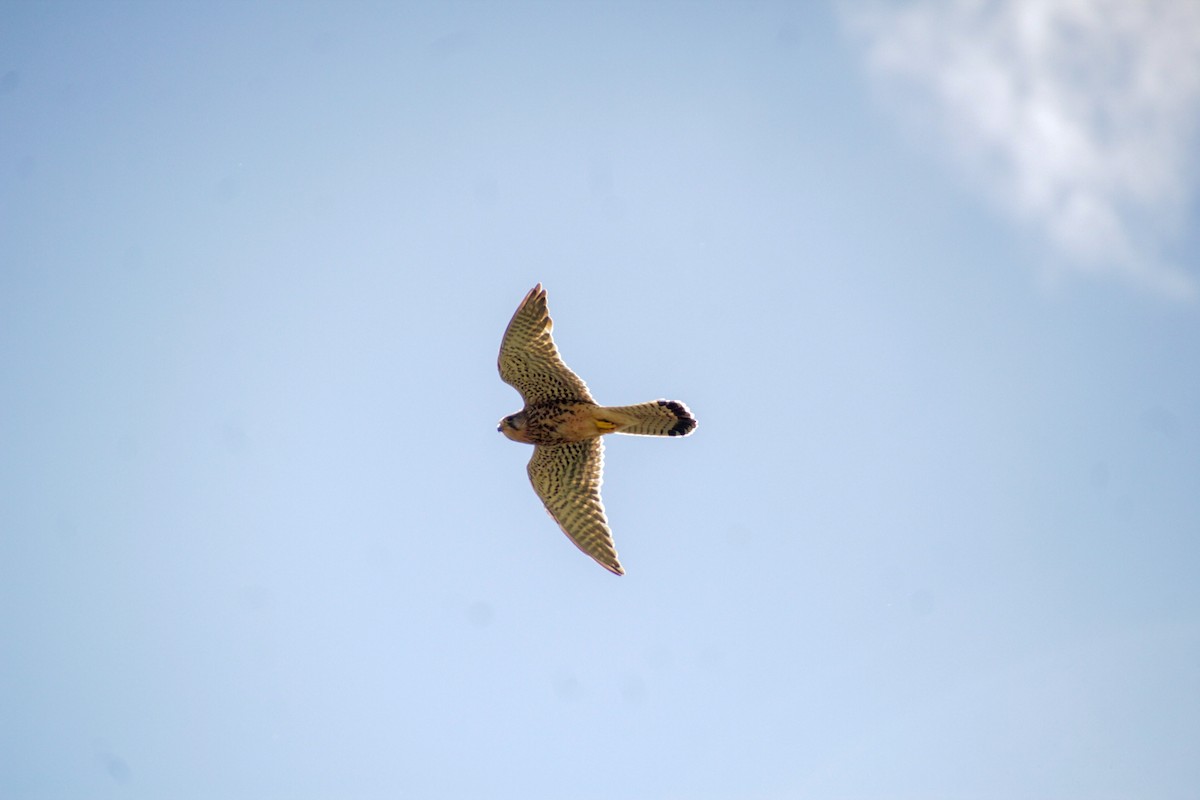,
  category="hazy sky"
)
[3,2,1199,799]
